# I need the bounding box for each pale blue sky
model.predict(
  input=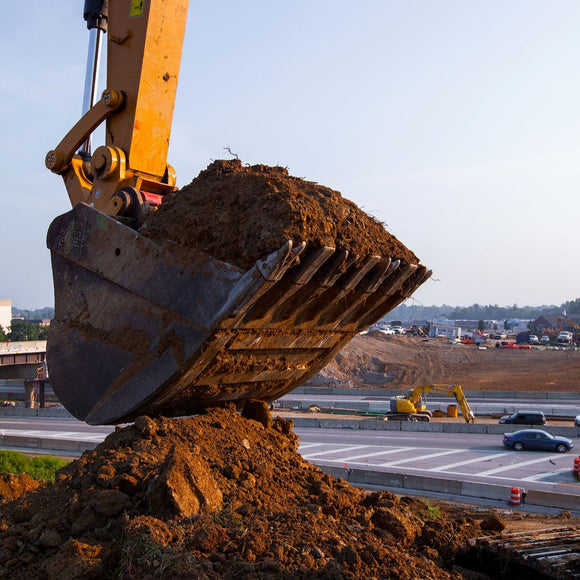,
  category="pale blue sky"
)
[1,1,579,309]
